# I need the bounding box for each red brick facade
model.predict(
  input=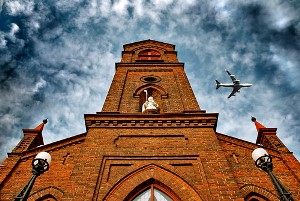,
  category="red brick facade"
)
[0,39,299,200]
